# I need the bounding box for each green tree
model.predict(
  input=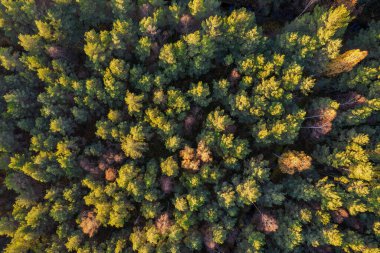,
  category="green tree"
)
[121,125,149,160]
[0,1,379,253]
